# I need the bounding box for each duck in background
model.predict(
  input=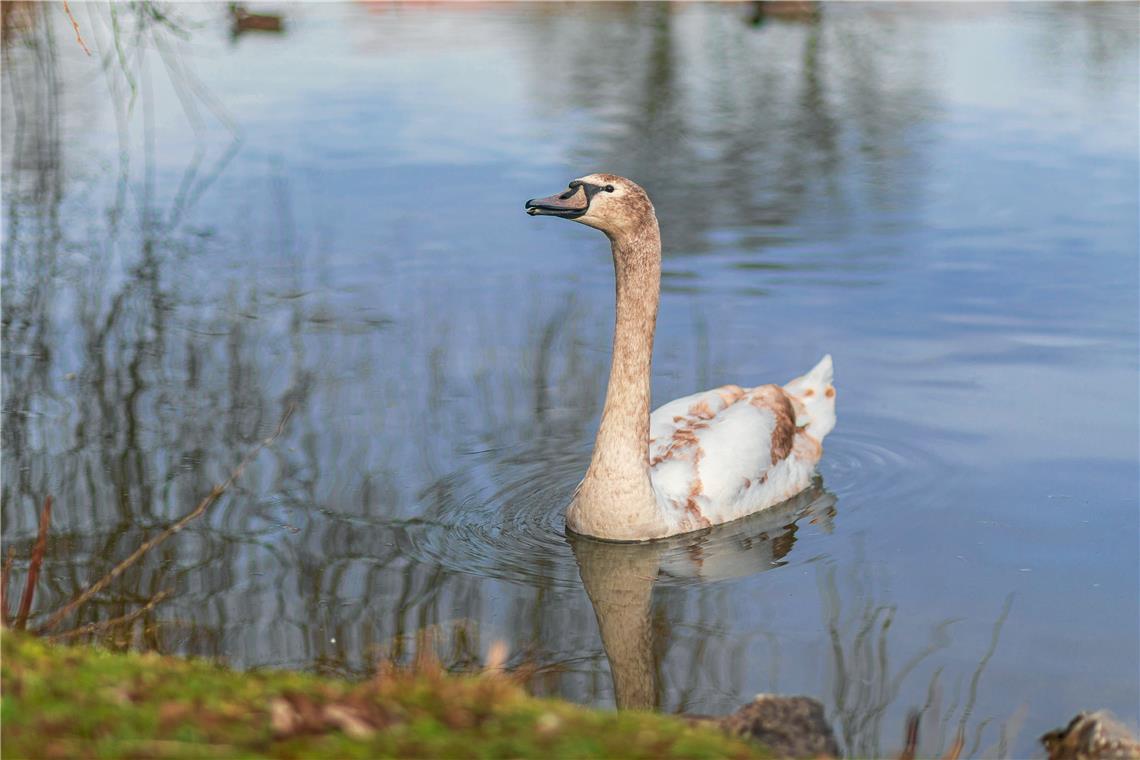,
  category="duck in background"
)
[229,3,284,37]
